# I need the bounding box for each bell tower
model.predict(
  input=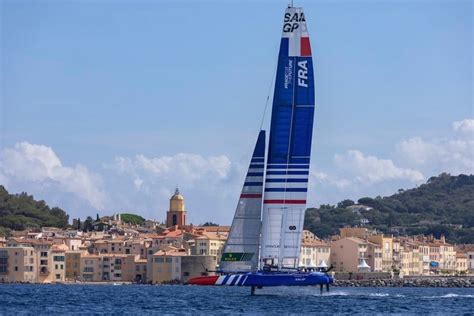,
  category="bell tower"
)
[166,188,187,227]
